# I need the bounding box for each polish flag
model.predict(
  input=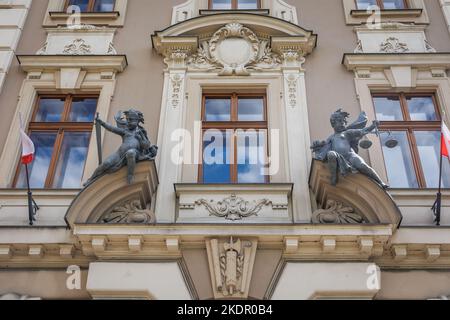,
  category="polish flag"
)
[19,114,34,165]
[441,122,450,160]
